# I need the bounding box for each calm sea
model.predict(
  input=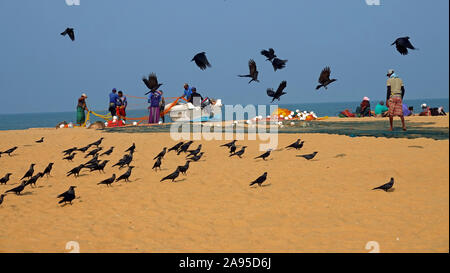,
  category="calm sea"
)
[0,98,447,131]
